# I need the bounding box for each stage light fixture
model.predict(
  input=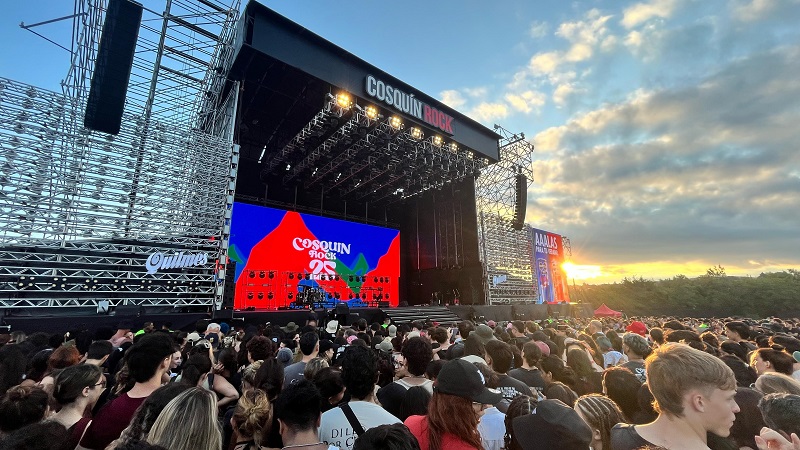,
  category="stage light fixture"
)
[361,293,367,299]
[259,271,265,278]
[268,271,275,279]
[410,127,423,140]
[248,271,255,278]
[285,163,291,171]
[247,292,254,299]
[288,292,294,299]
[305,274,310,280]
[365,105,378,120]
[289,273,295,280]
[258,292,264,299]
[349,293,354,299]
[334,292,340,299]
[348,276,353,282]
[432,135,443,147]
[336,92,353,109]
[268,292,274,300]
[449,142,458,152]
[389,116,402,129]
